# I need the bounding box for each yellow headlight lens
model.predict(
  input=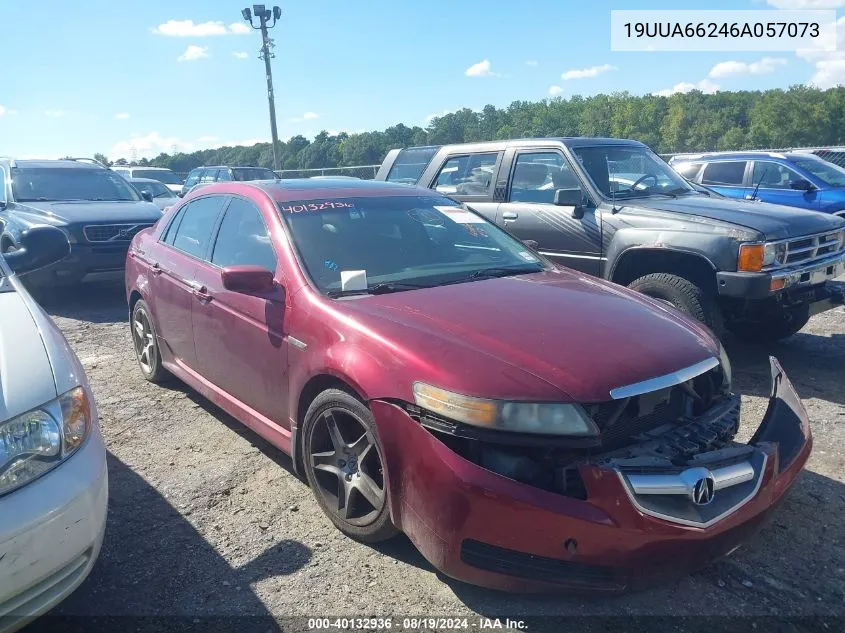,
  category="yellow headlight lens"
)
[412,383,498,426]
[59,386,91,455]
[738,244,765,273]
